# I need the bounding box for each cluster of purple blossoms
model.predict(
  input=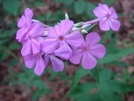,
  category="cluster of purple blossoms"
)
[16,3,120,76]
